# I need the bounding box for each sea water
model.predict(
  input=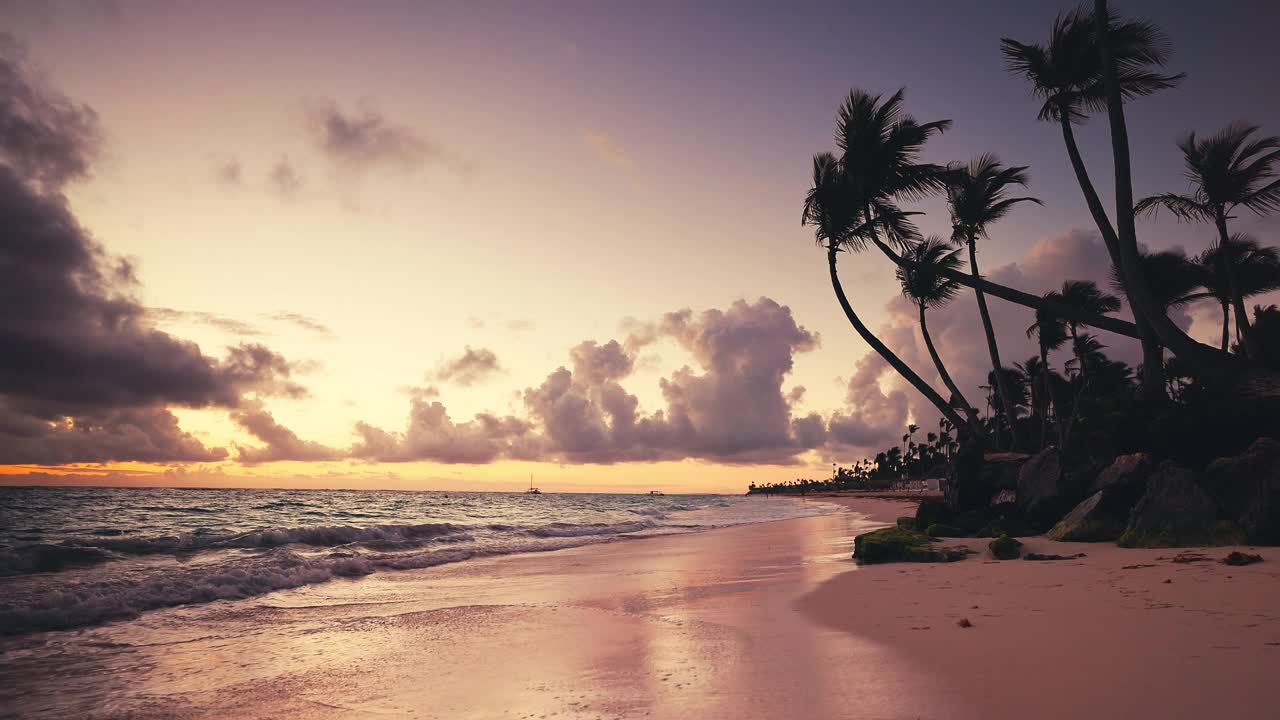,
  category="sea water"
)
[0,486,832,636]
